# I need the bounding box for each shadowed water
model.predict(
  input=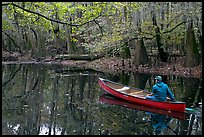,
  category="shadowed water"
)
[2,64,202,135]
